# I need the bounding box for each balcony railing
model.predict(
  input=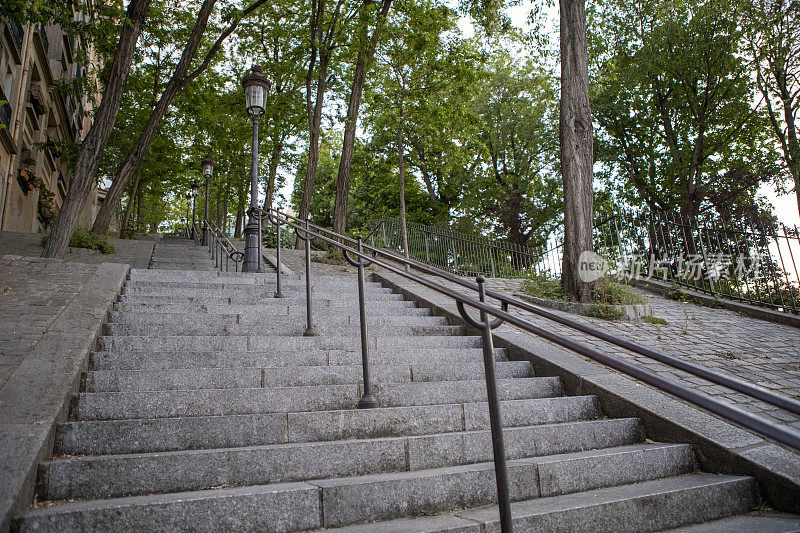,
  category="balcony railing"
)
[6,20,24,57]
[0,86,12,129]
